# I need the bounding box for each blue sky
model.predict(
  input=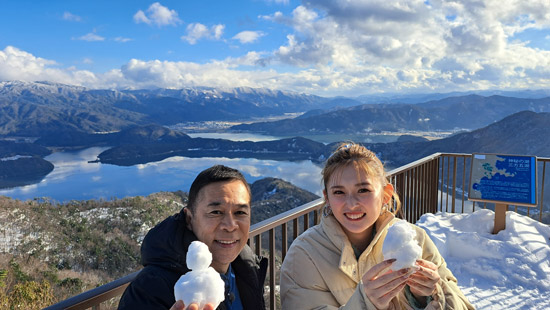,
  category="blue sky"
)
[1,0,550,97]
